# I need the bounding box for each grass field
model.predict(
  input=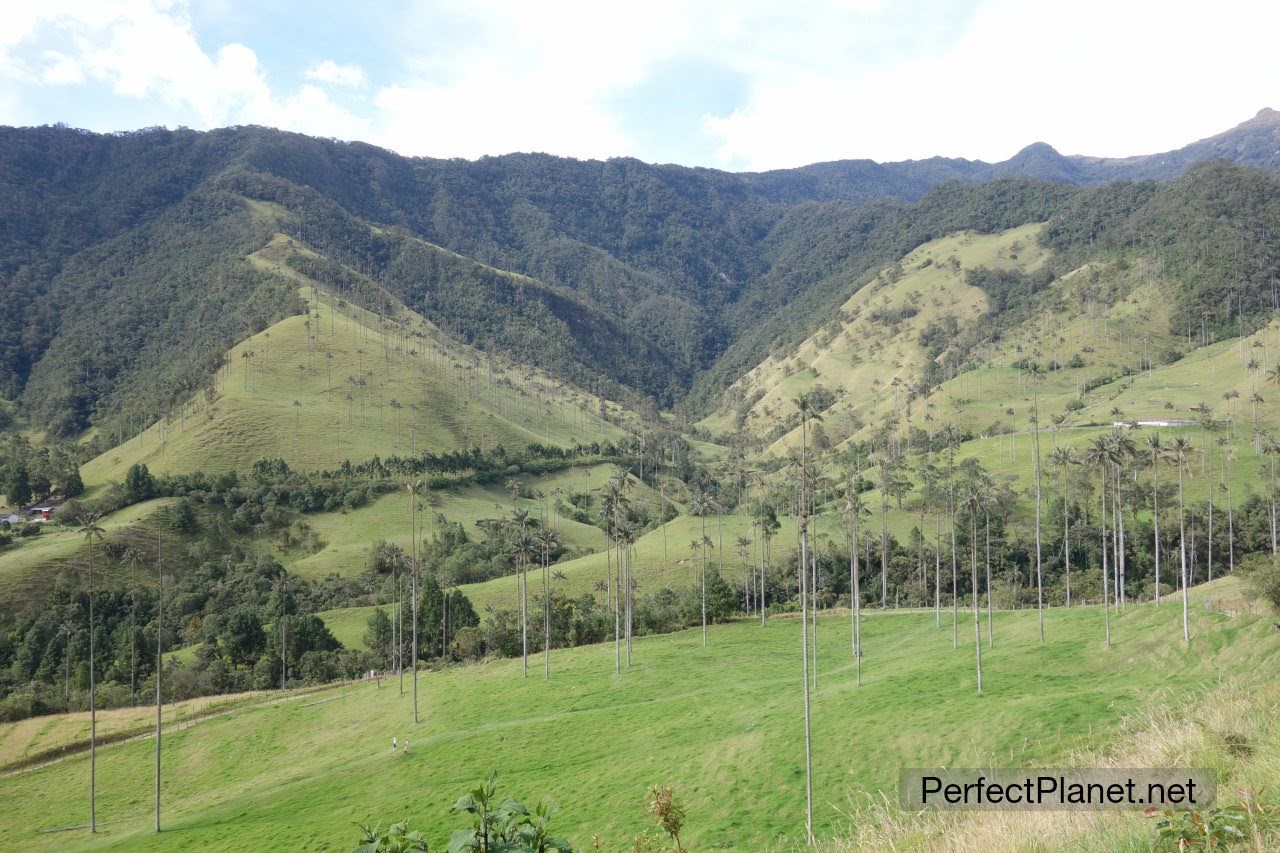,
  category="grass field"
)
[1,578,1274,850]
[277,463,630,580]
[0,692,268,772]
[79,236,631,491]
[457,510,795,613]
[315,605,380,651]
